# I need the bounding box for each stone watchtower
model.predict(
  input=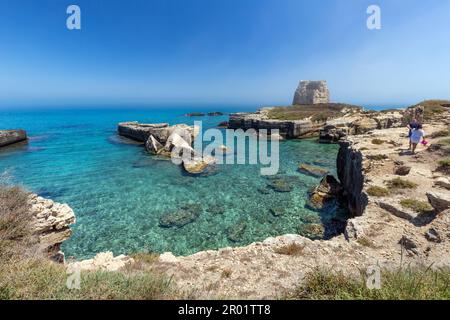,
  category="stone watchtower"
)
[293,80,330,105]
